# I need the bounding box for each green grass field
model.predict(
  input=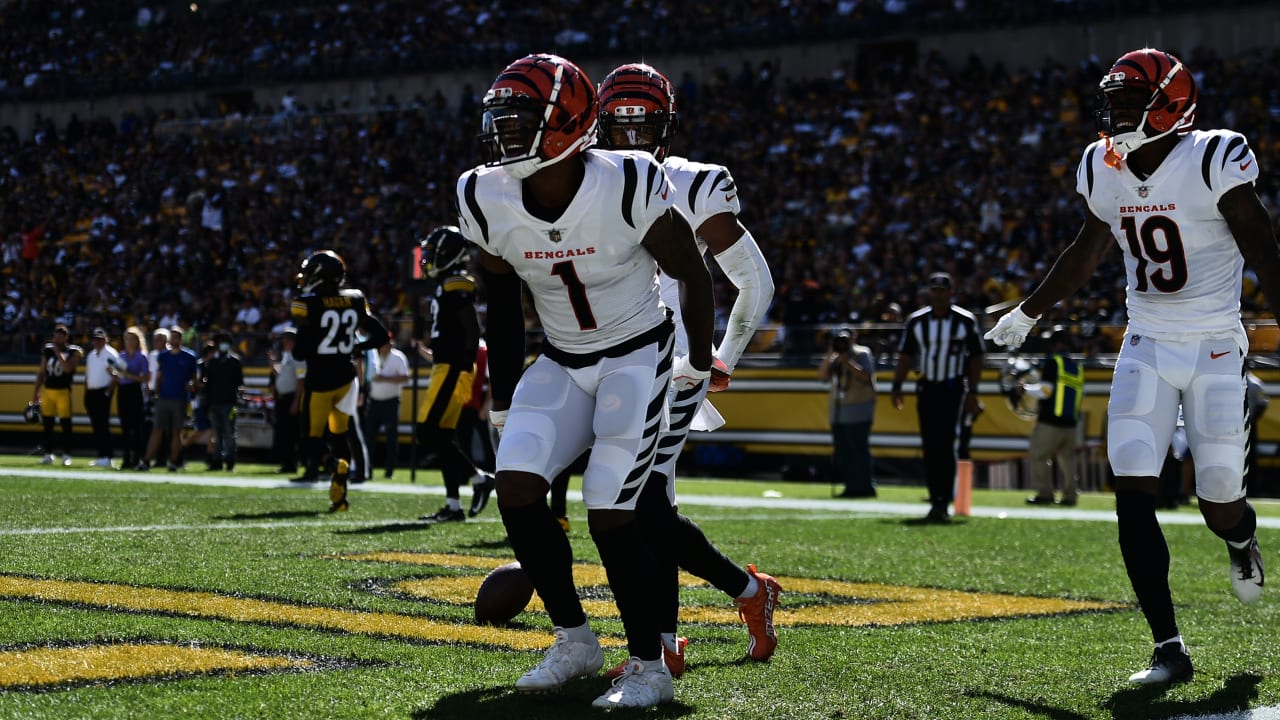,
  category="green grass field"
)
[1,455,1278,719]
